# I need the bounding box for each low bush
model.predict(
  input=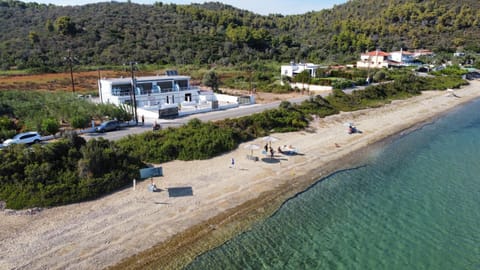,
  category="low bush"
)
[421,75,468,90]
[41,118,60,135]
[117,105,310,164]
[70,114,91,129]
[117,119,241,163]
[0,91,132,135]
[0,134,144,209]
[431,66,468,76]
[297,96,339,118]
[332,79,355,90]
